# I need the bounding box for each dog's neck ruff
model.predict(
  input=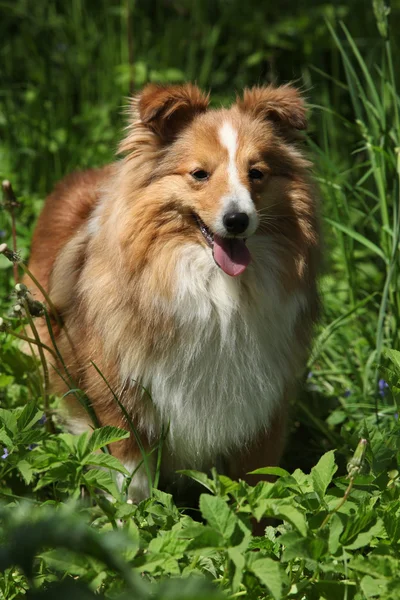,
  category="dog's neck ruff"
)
[122,237,306,472]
